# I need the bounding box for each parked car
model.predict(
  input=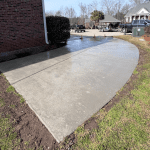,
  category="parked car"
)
[119,19,150,33]
[108,22,120,29]
[70,24,77,29]
[99,22,120,32]
[76,25,85,29]
[75,25,85,33]
[99,26,110,32]
[92,25,95,29]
